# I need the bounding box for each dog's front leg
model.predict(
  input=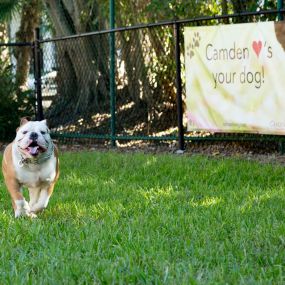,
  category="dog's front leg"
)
[14,198,37,218]
[6,180,36,218]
